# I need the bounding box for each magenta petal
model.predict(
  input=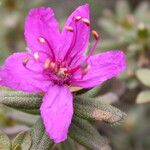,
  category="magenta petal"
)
[0,52,51,92]
[73,51,126,88]
[25,7,61,56]
[40,85,73,143]
[60,4,90,62]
